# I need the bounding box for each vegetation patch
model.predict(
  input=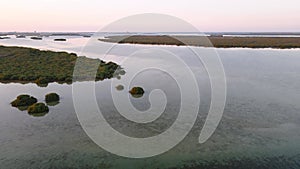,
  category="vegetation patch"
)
[99,35,300,49]
[30,37,42,40]
[129,86,144,98]
[45,93,60,103]
[54,38,66,41]
[0,46,124,86]
[27,103,49,115]
[11,94,37,107]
